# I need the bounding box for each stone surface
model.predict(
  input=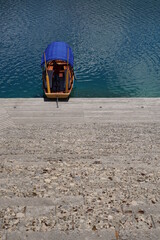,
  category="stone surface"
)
[0,98,160,239]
